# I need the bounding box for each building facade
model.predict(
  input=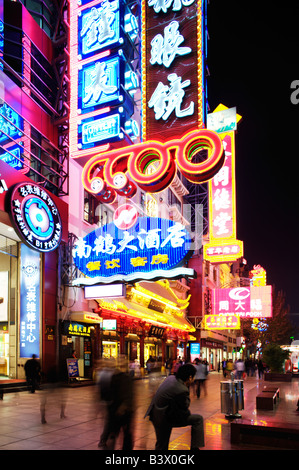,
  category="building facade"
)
[0,0,245,382]
[0,0,69,379]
